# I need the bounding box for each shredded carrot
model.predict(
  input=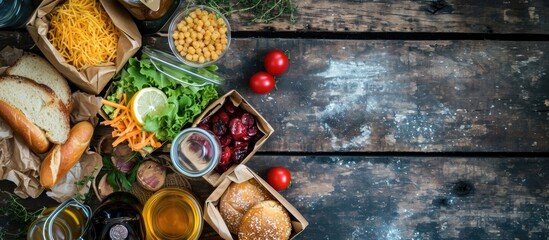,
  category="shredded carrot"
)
[101,95,163,152]
[101,98,127,111]
[48,0,119,70]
